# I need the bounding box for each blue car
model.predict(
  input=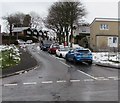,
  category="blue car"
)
[65,48,93,65]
